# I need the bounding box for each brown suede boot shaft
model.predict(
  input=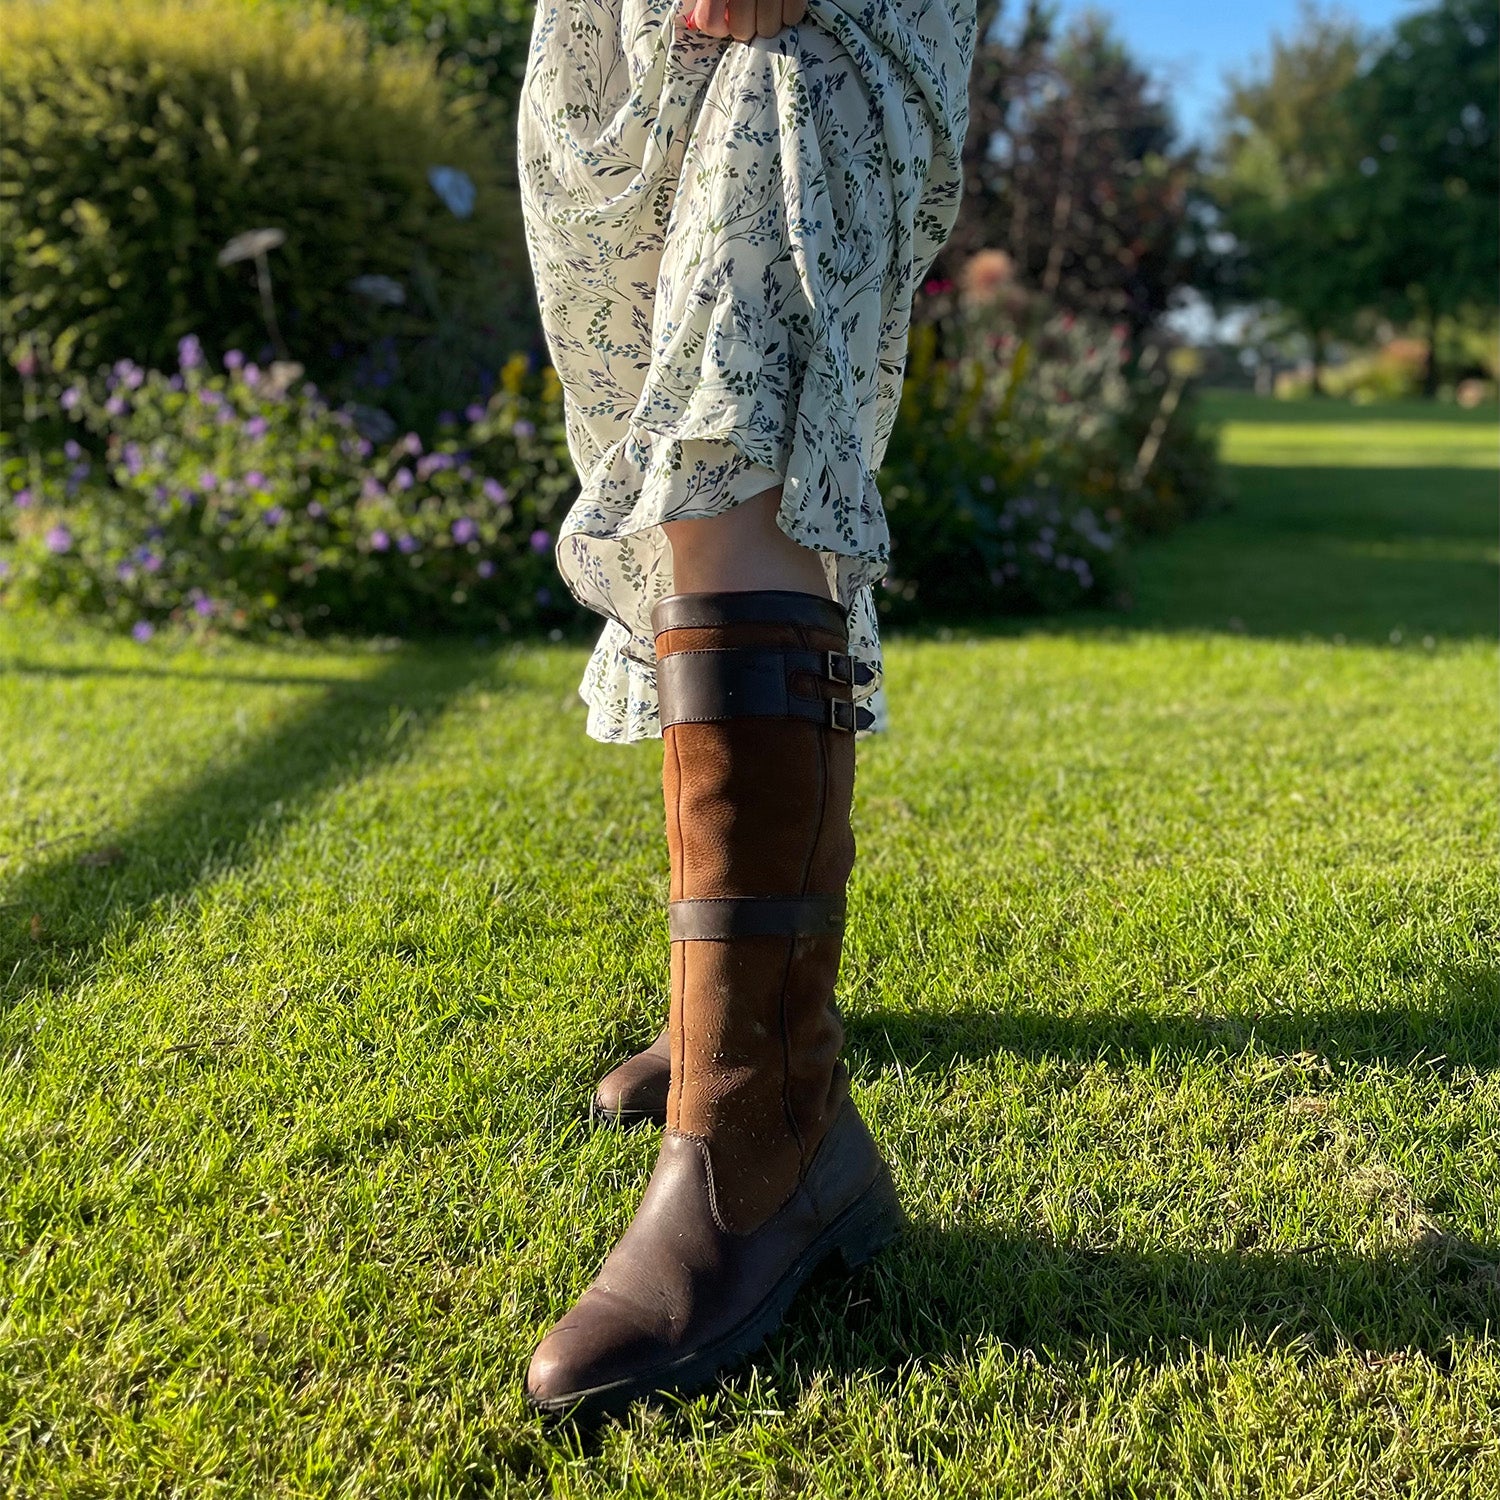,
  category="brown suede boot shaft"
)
[658,607,856,1233]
